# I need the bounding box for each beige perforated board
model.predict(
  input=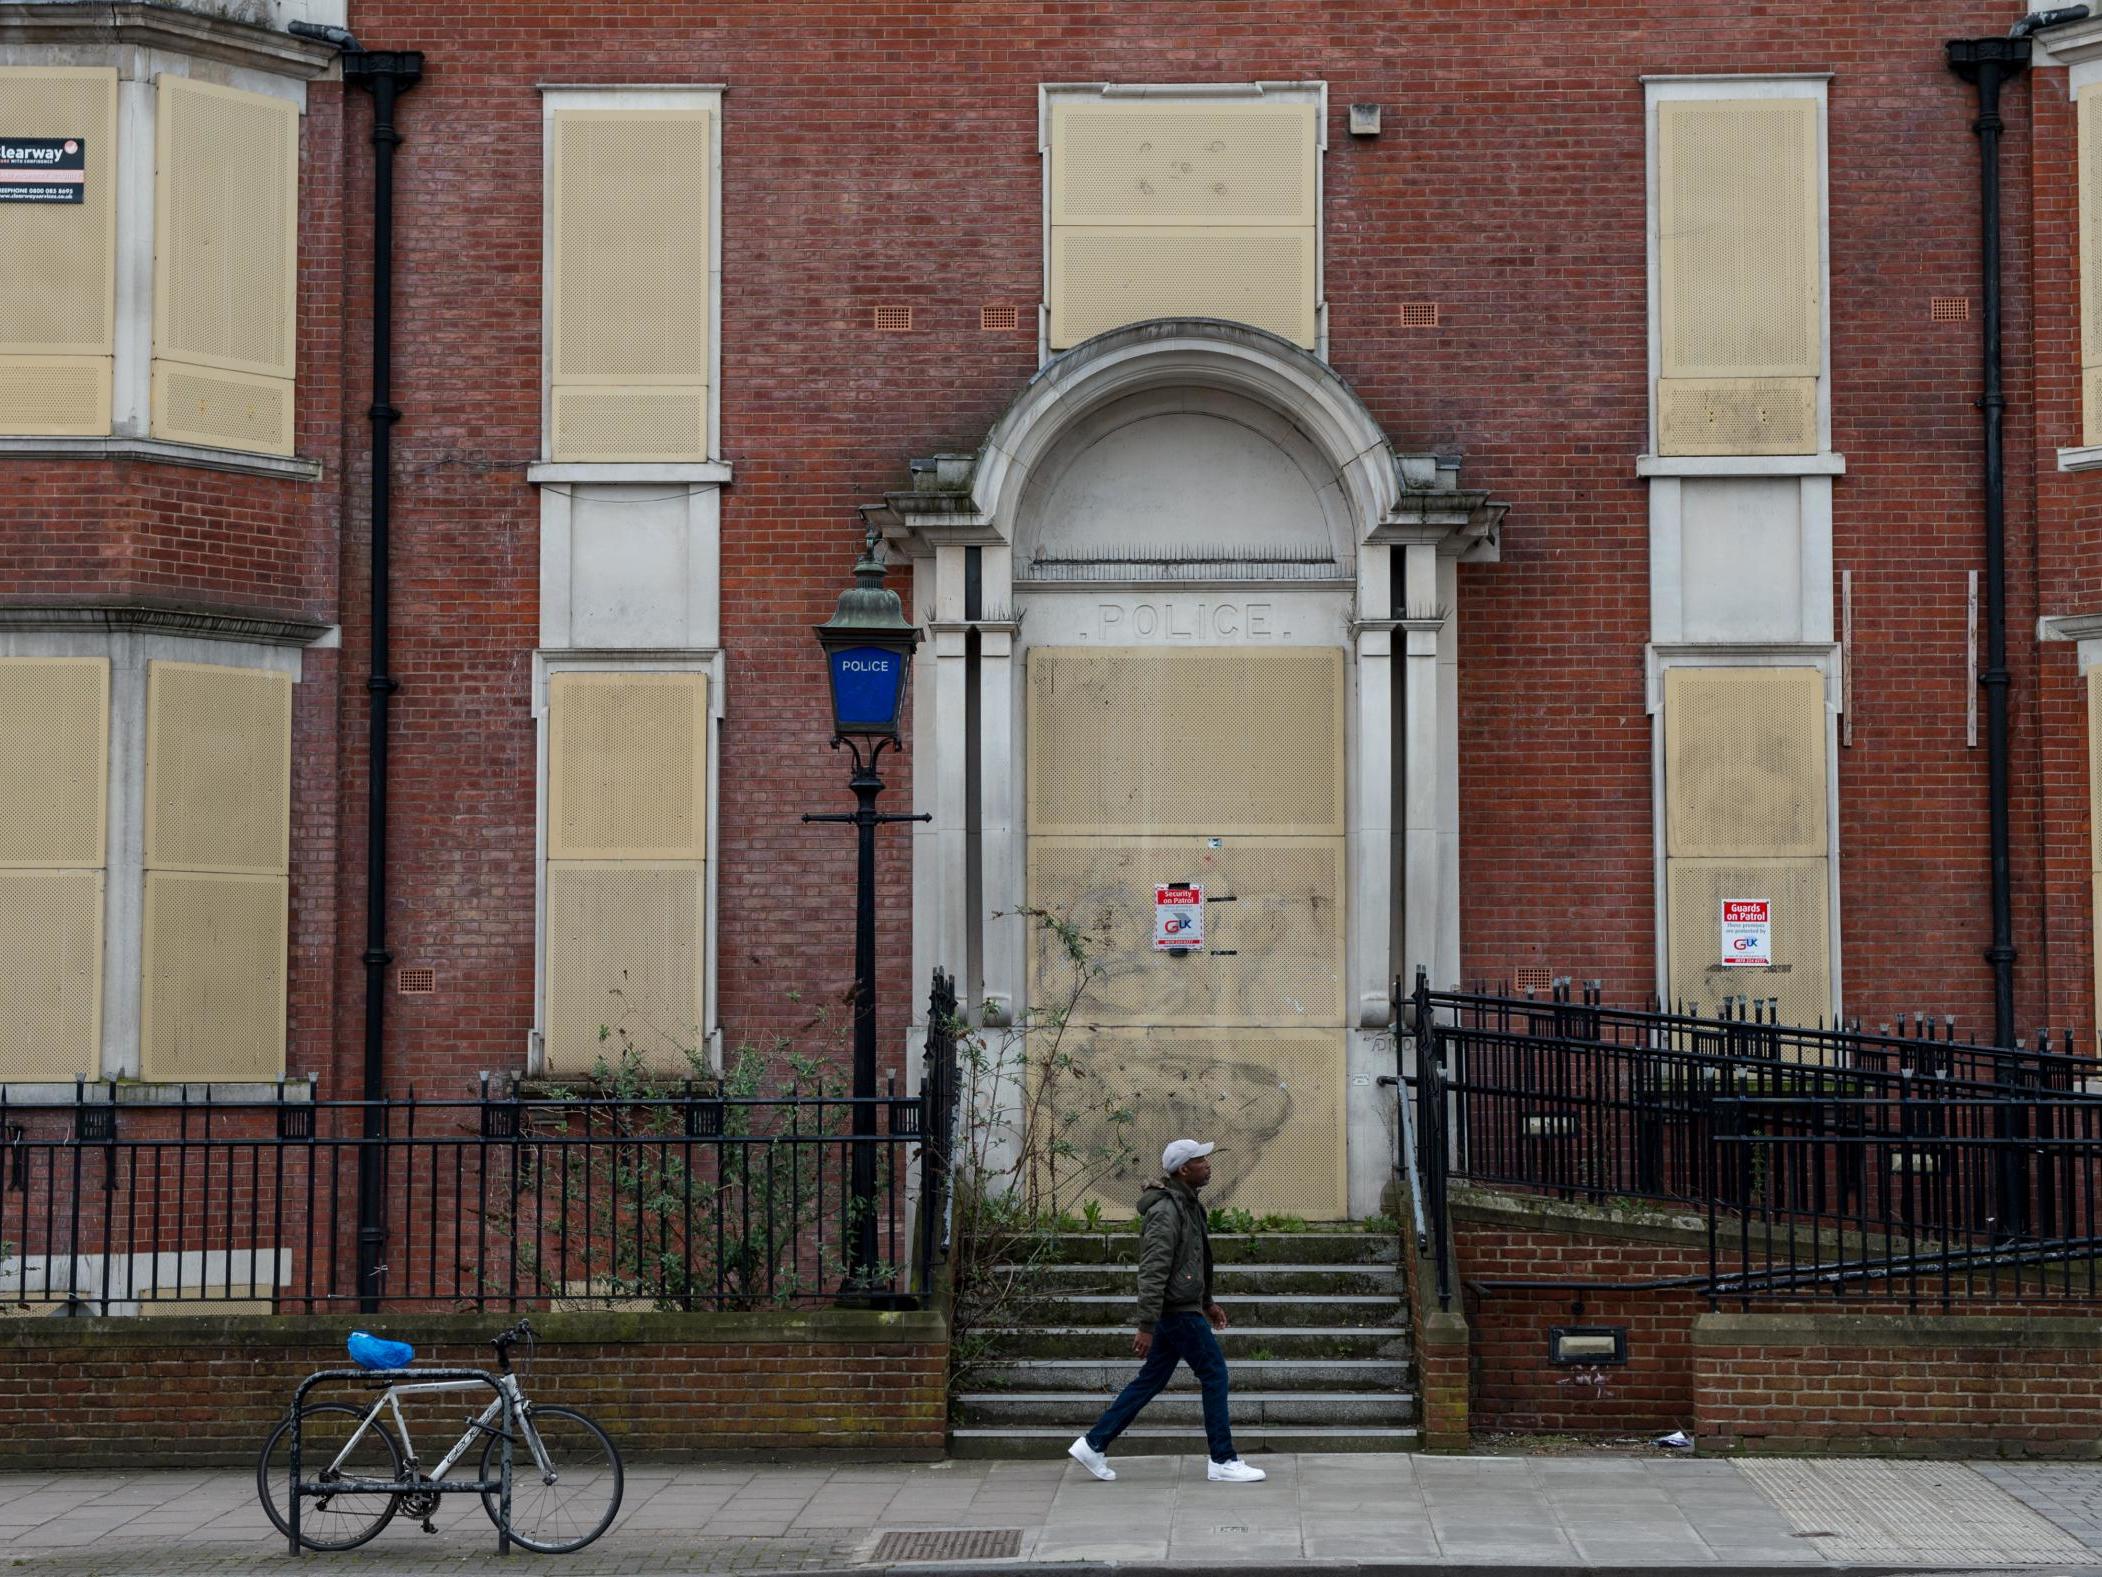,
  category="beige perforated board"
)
[1027,836,1344,1026]
[0,354,111,436]
[1049,227,1316,350]
[1027,1028,1347,1221]
[0,869,101,1079]
[2091,672,2102,1043]
[140,870,287,1080]
[151,361,294,457]
[1664,666,1827,858]
[545,860,705,1073]
[1665,856,1830,1028]
[550,109,711,383]
[2084,87,2102,434]
[0,68,116,361]
[1658,98,1820,381]
[153,77,297,382]
[1656,376,1817,457]
[548,672,708,861]
[0,657,107,869]
[144,662,291,876]
[1050,101,1317,227]
[1027,647,1343,836]
[550,386,708,462]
